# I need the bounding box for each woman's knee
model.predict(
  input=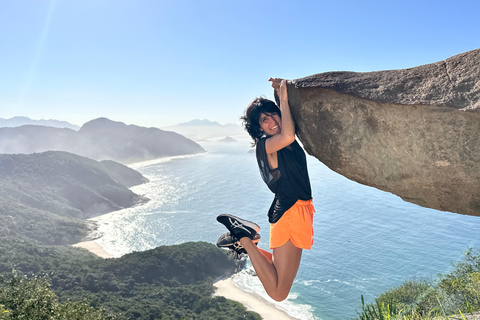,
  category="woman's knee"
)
[268,289,289,302]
